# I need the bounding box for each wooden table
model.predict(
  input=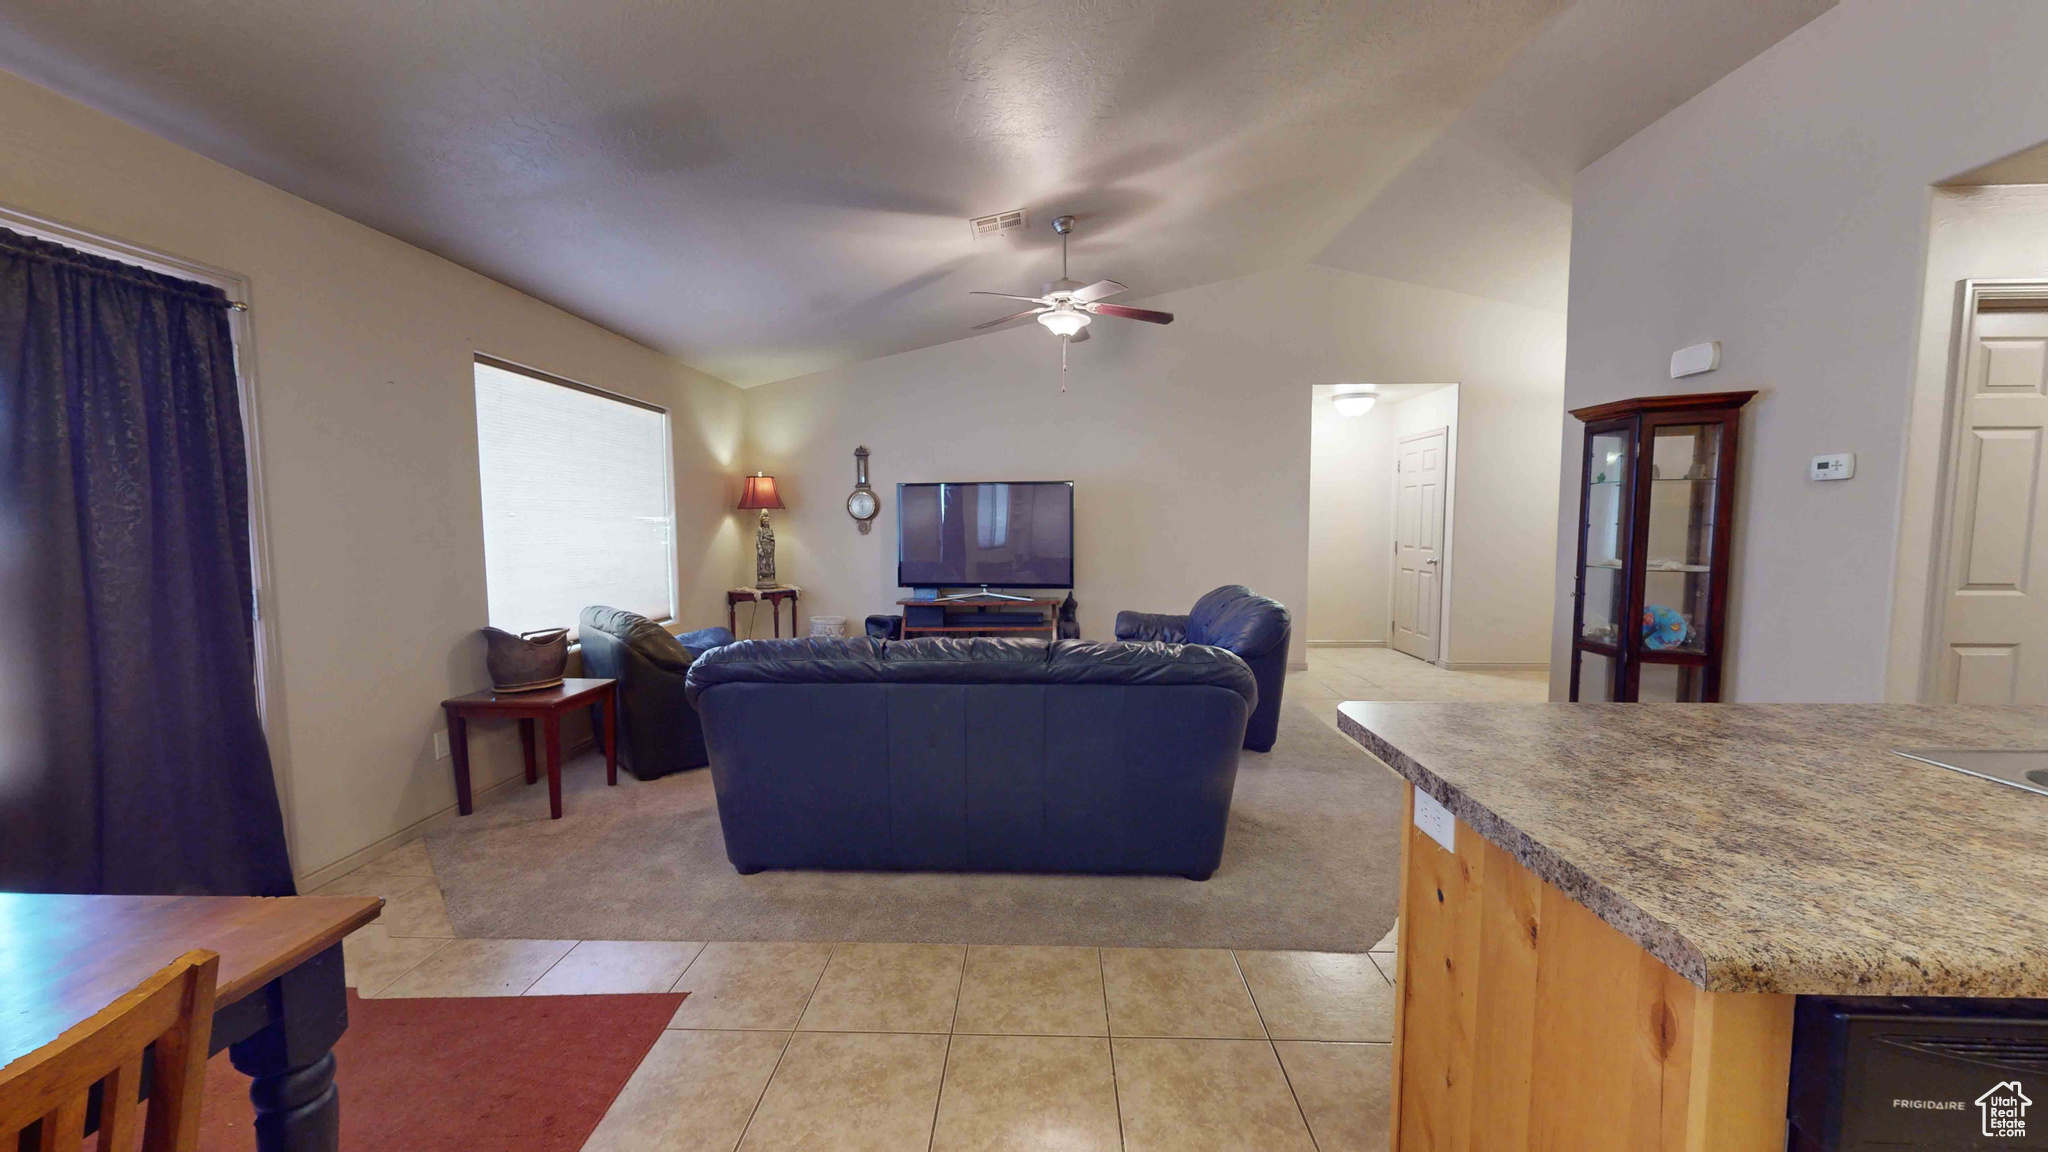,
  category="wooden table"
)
[441,677,617,820]
[2,892,382,1152]
[727,585,800,637]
